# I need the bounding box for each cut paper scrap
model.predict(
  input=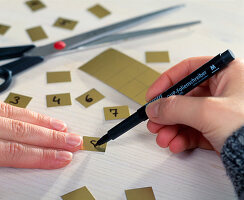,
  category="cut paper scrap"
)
[104,105,130,120]
[61,186,95,200]
[26,26,48,41]
[0,24,10,35]
[125,187,156,200]
[25,0,46,12]
[46,71,71,83]
[82,136,107,152]
[88,4,111,19]
[79,48,160,105]
[46,93,71,107]
[4,92,32,108]
[76,88,104,108]
[145,51,170,63]
[53,17,78,30]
